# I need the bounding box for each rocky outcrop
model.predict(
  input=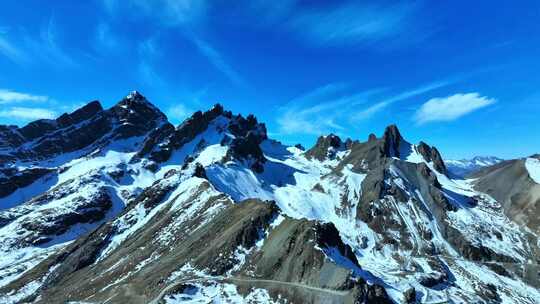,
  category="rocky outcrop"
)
[56,100,103,128]
[136,104,227,163]
[471,158,540,234]
[240,216,391,304]
[315,222,360,267]
[417,141,448,175]
[404,287,416,303]
[0,92,166,164]
[132,122,175,163]
[336,124,408,173]
[2,187,273,303]
[0,92,537,304]
[15,188,112,246]
[0,125,25,151]
[382,124,403,158]
[306,134,344,161]
[109,91,167,139]
[227,132,266,172]
[0,167,55,198]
